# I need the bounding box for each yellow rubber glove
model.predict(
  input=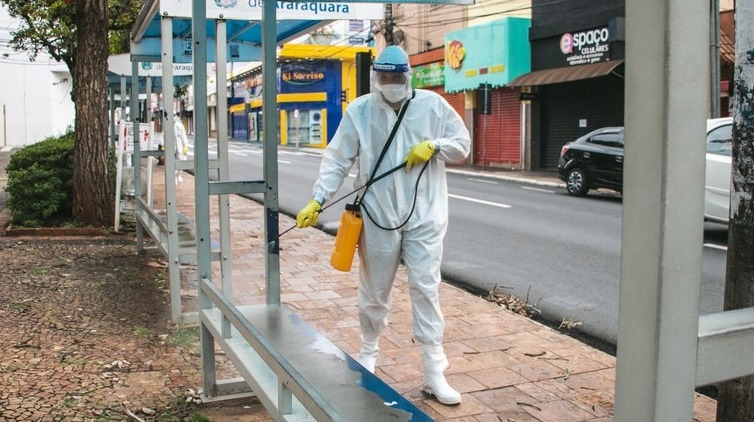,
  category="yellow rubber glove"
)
[404,140,436,171]
[182,145,188,156]
[296,199,322,228]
